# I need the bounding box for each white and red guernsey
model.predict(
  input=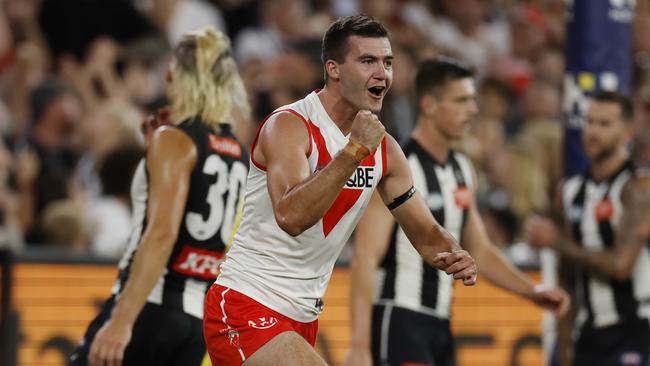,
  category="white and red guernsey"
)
[217,91,388,322]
